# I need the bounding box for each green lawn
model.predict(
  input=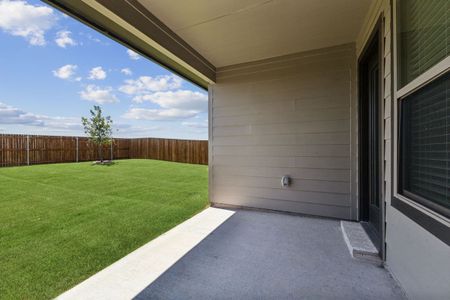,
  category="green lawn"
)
[0,159,208,300]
